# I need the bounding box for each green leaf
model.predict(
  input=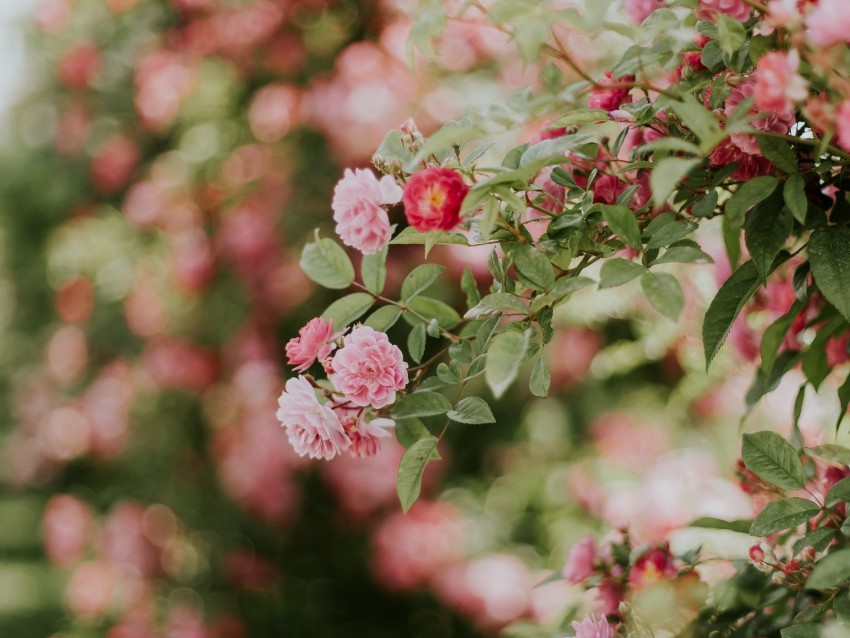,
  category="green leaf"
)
[395,418,432,448]
[687,517,752,534]
[808,225,850,323]
[784,174,808,225]
[390,227,468,254]
[397,435,438,513]
[750,497,820,536]
[651,245,713,265]
[447,396,496,424]
[651,157,700,209]
[599,258,645,289]
[826,476,850,507]
[645,221,697,249]
[601,205,642,249]
[760,301,803,376]
[513,244,555,291]
[838,373,850,432]
[780,624,820,638]
[725,176,779,221]
[321,293,374,328]
[806,444,850,467]
[364,305,402,331]
[669,94,721,146]
[529,357,550,397]
[464,293,528,319]
[485,329,531,399]
[745,200,792,283]
[715,14,746,57]
[758,135,798,174]
[641,272,684,321]
[408,323,427,364]
[460,267,481,309]
[362,246,388,294]
[392,391,452,419]
[405,297,461,330]
[703,259,762,369]
[401,264,445,302]
[300,236,355,289]
[834,590,850,623]
[806,548,850,590]
[793,528,837,555]
[742,431,806,490]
